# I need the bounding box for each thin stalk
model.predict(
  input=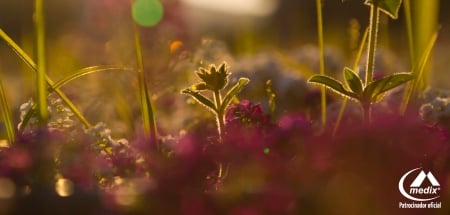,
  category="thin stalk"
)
[316,0,327,127]
[0,78,15,144]
[400,28,439,114]
[403,0,415,66]
[333,98,347,136]
[0,29,91,128]
[213,90,224,141]
[365,3,380,86]
[411,29,439,97]
[362,102,372,123]
[213,90,225,185]
[35,0,48,124]
[132,23,157,142]
[398,0,415,115]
